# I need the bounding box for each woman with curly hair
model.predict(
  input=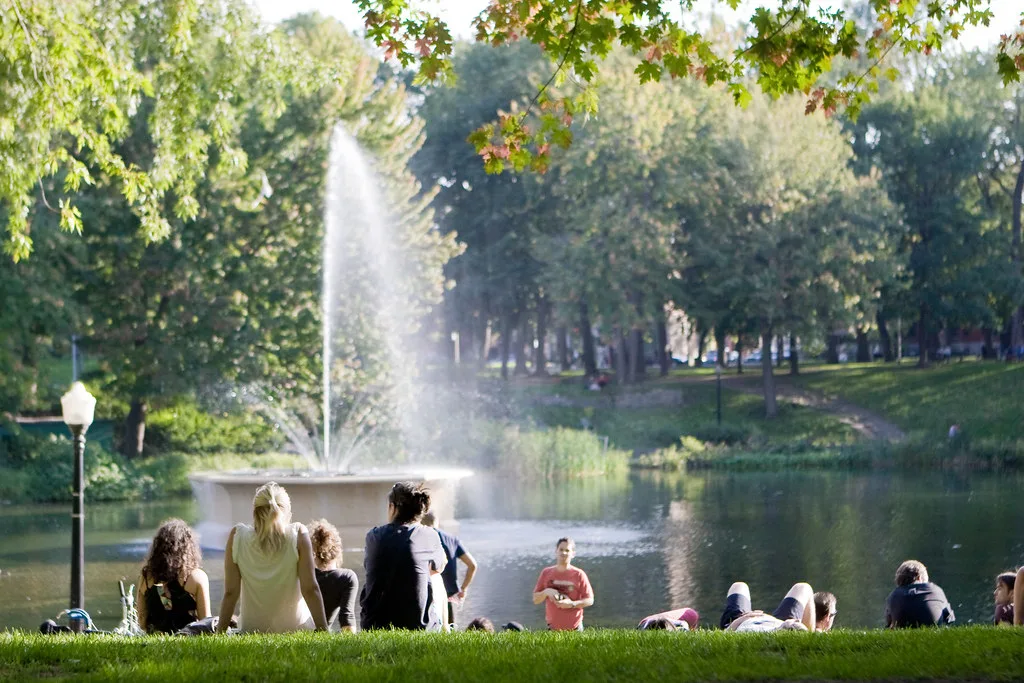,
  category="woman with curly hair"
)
[309,518,358,631]
[135,519,211,634]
